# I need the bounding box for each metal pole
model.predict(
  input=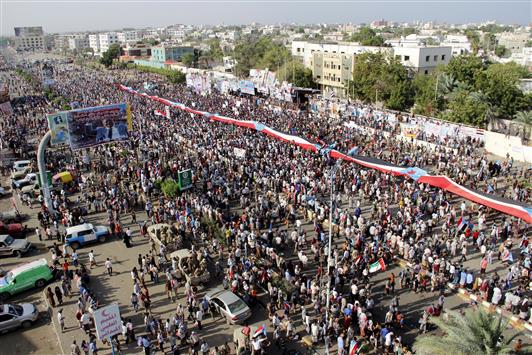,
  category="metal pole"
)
[434,73,439,102]
[325,160,341,355]
[37,131,54,214]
